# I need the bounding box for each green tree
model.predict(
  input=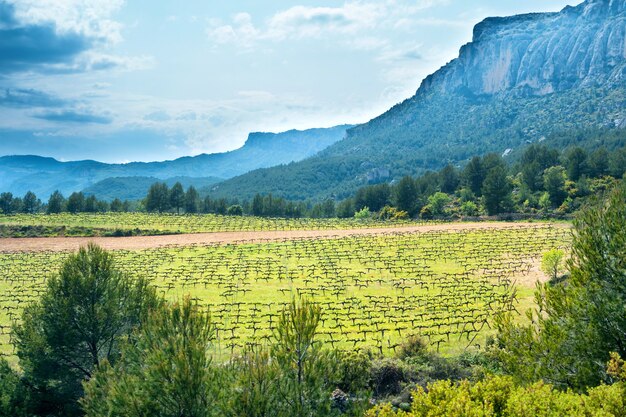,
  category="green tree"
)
[481,166,511,216]
[66,192,85,214]
[336,199,355,219]
[84,195,98,213]
[109,198,123,212]
[541,249,565,281]
[462,156,485,196]
[520,144,559,192]
[227,205,243,216]
[252,194,264,216]
[393,176,418,215]
[609,148,626,178]
[427,192,450,217]
[355,184,391,212]
[145,183,170,213]
[14,244,159,416]
[439,164,460,194]
[47,190,65,214]
[229,347,278,417]
[587,147,609,178]
[460,201,479,217]
[22,191,40,214]
[0,359,29,416]
[565,147,588,181]
[495,184,626,390]
[82,298,220,417]
[272,299,337,417]
[320,199,336,218]
[185,186,200,214]
[543,165,568,208]
[170,182,185,214]
[0,192,14,214]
